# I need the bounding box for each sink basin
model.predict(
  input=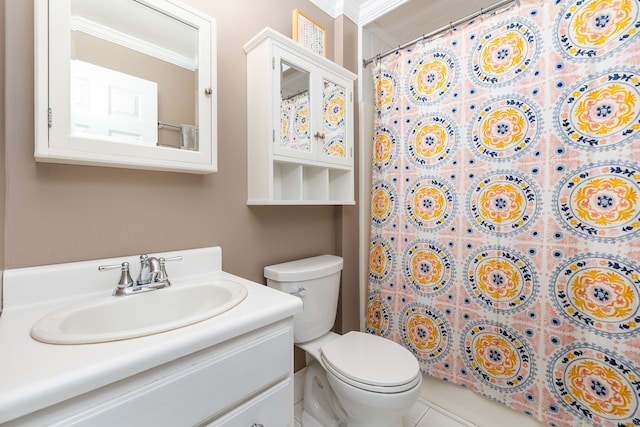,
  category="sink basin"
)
[31,280,248,344]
